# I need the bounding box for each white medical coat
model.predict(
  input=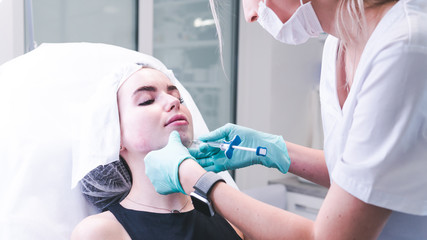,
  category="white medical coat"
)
[319,0,427,239]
